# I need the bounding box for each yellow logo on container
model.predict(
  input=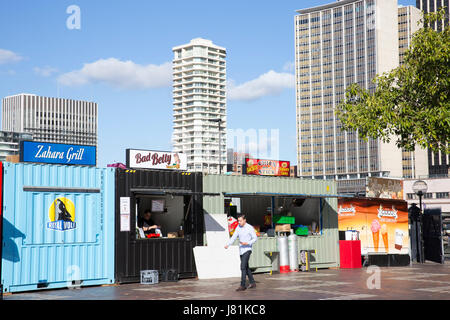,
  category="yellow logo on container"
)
[47,197,76,231]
